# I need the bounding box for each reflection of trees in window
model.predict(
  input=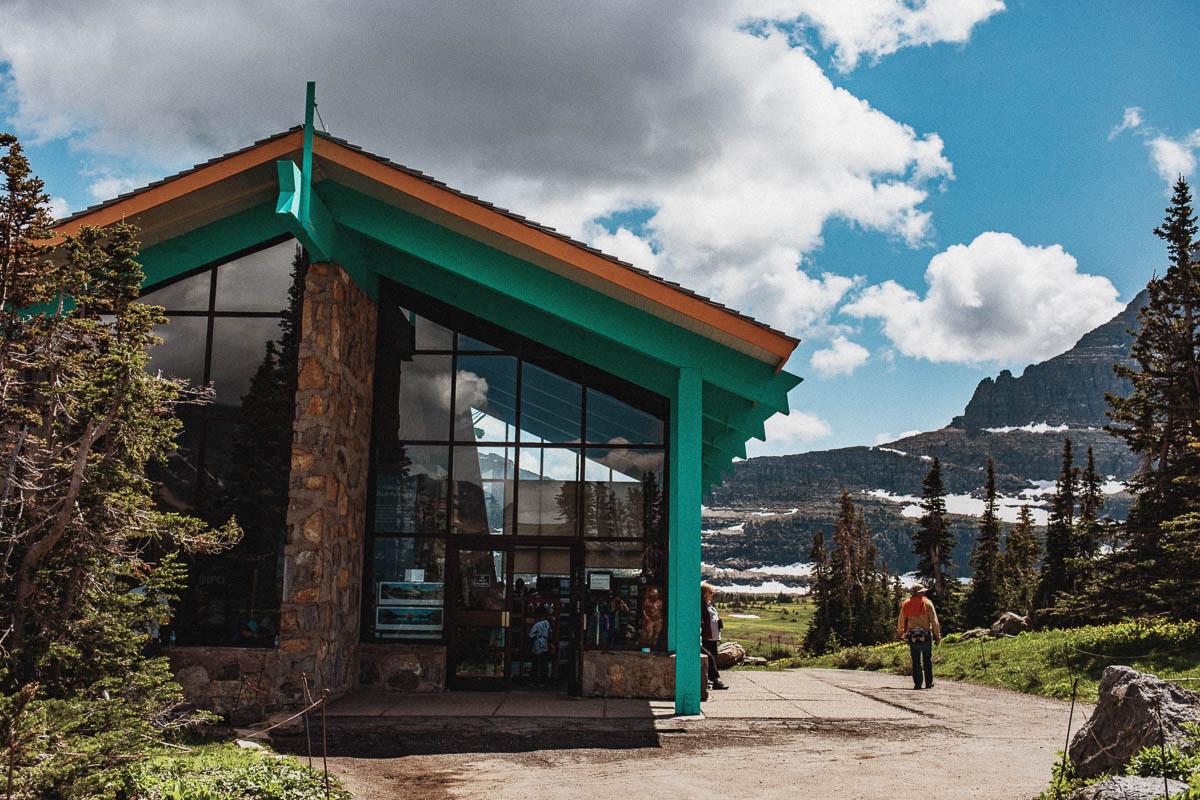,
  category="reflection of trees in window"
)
[206,248,306,644]
[151,240,303,647]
